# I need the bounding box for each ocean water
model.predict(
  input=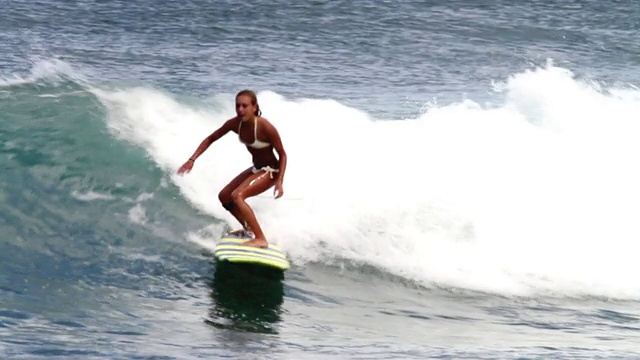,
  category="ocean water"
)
[3,0,640,358]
